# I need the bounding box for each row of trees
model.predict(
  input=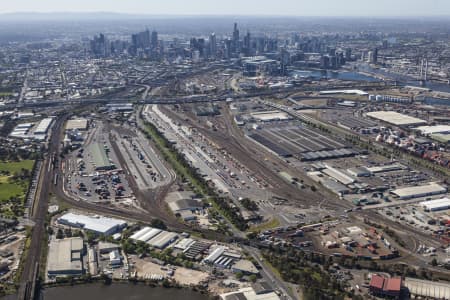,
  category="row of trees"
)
[262,246,349,300]
[140,117,248,231]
